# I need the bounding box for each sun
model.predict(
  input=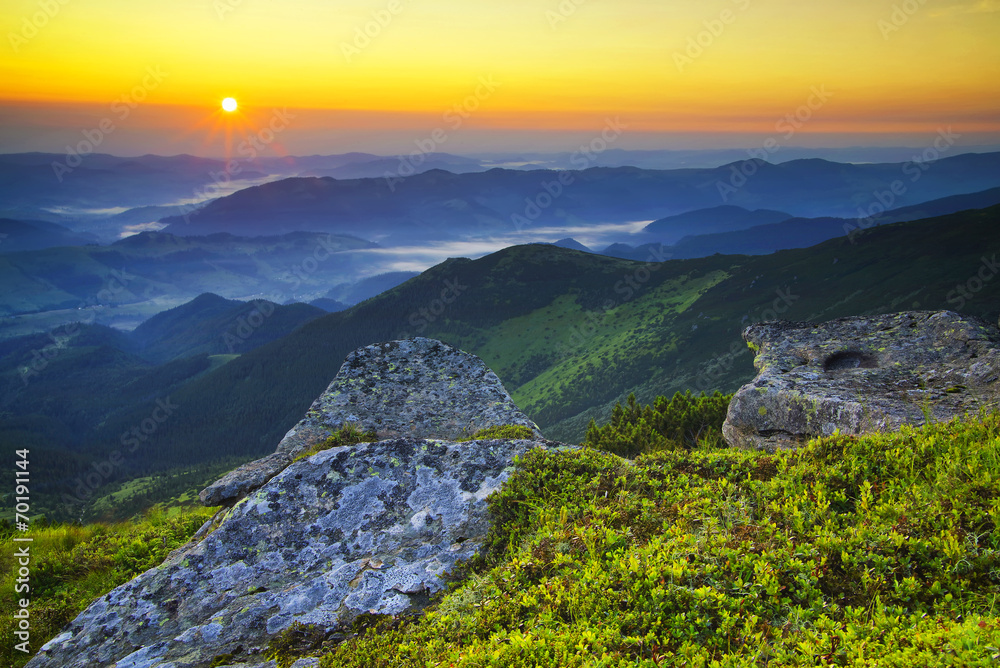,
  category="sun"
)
[221,97,238,112]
